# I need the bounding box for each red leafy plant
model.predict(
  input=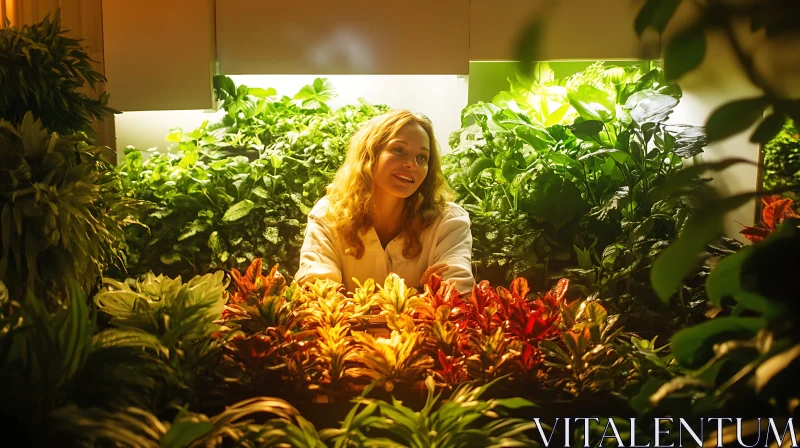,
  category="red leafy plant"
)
[228,259,286,304]
[416,274,568,387]
[741,195,800,243]
[220,259,315,393]
[219,259,573,396]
